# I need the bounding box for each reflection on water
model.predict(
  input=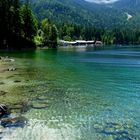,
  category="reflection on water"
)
[0,46,140,140]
